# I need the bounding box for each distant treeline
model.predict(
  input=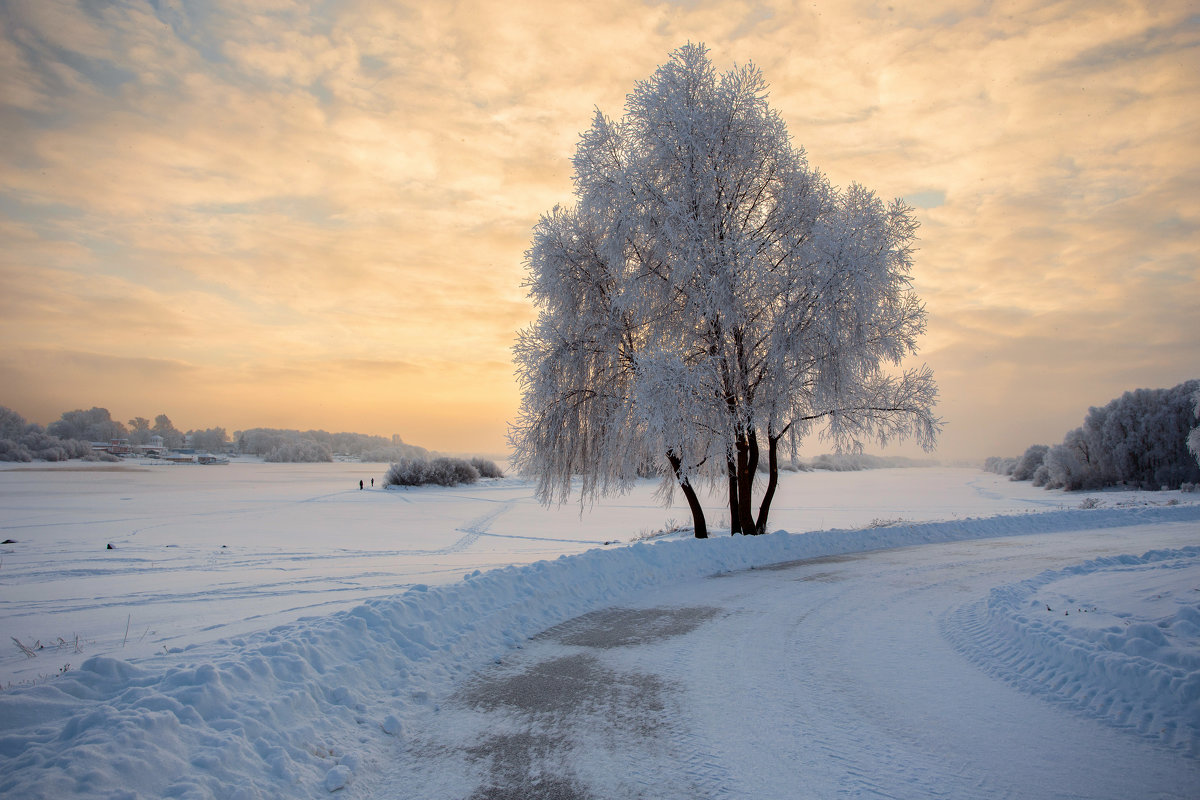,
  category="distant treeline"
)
[985,380,1200,491]
[0,406,99,462]
[804,453,938,472]
[236,428,429,463]
[0,405,432,464]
